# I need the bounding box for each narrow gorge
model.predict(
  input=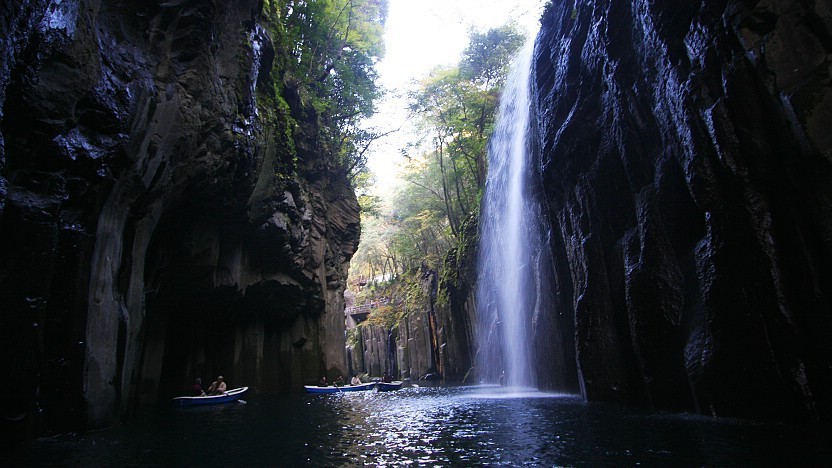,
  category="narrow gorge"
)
[2,0,832,447]
[351,0,832,425]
